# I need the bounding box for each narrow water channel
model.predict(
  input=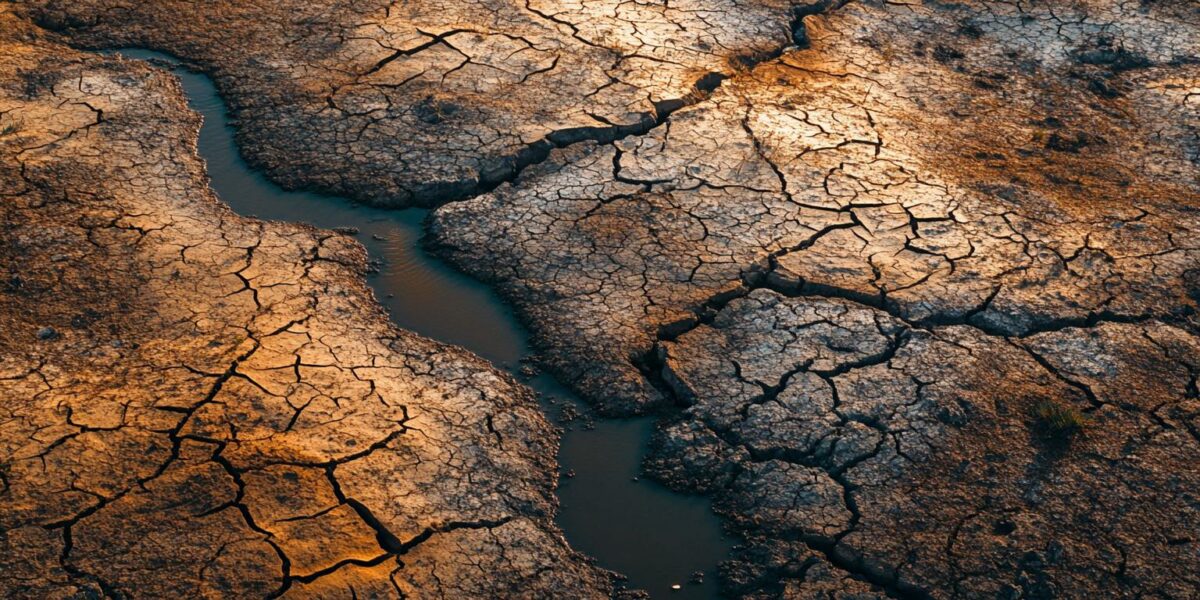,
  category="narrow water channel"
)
[116,50,731,599]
